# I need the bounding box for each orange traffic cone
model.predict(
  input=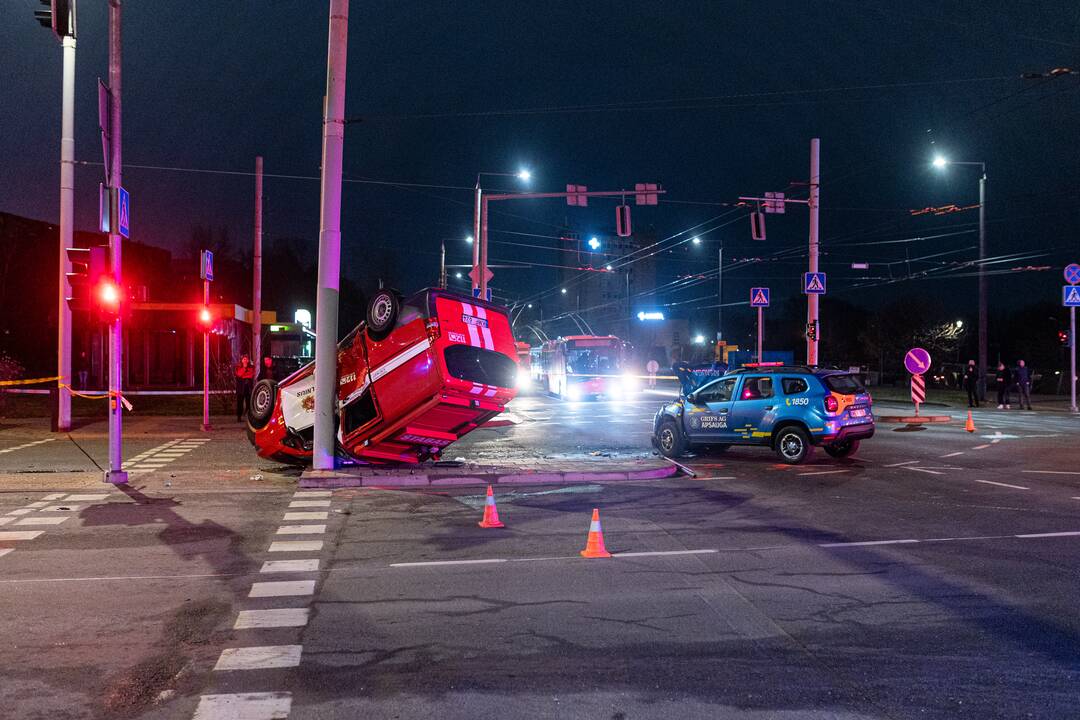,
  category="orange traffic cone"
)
[965,410,976,433]
[580,508,612,558]
[478,485,505,528]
